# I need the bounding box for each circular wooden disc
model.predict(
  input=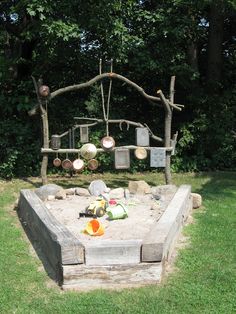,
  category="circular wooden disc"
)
[80,143,97,160]
[73,158,84,171]
[134,147,148,160]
